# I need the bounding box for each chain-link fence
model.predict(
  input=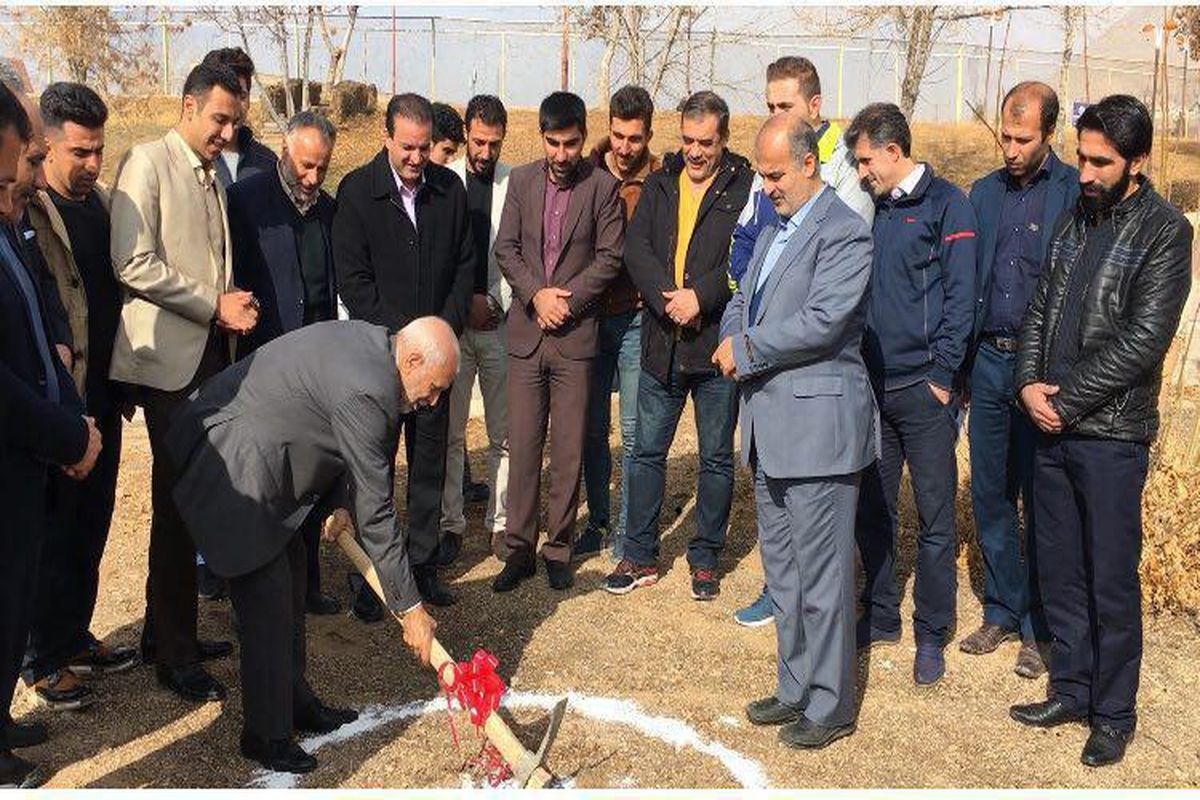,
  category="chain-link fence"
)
[4,8,1190,126]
